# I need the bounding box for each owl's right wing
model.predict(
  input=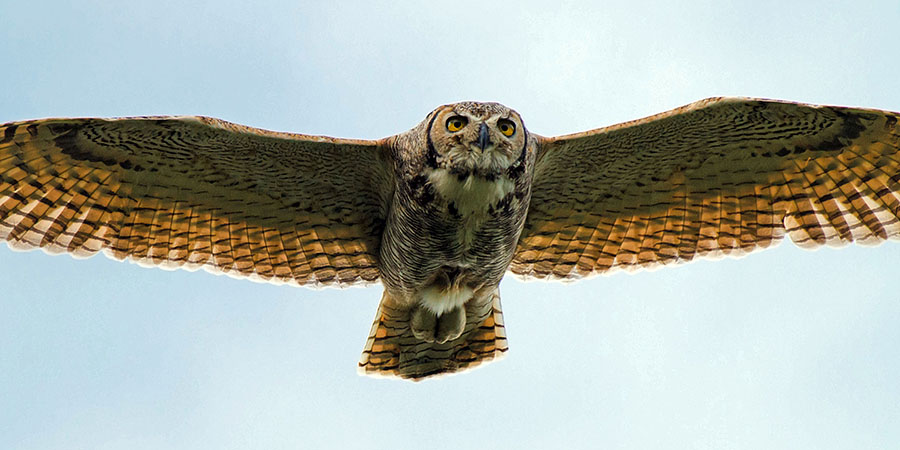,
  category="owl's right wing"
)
[1,116,394,287]
[512,97,900,280]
